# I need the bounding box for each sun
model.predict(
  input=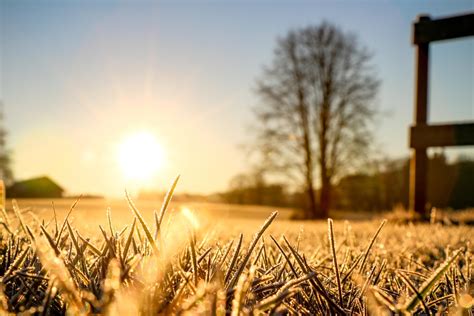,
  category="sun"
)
[117,131,165,182]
